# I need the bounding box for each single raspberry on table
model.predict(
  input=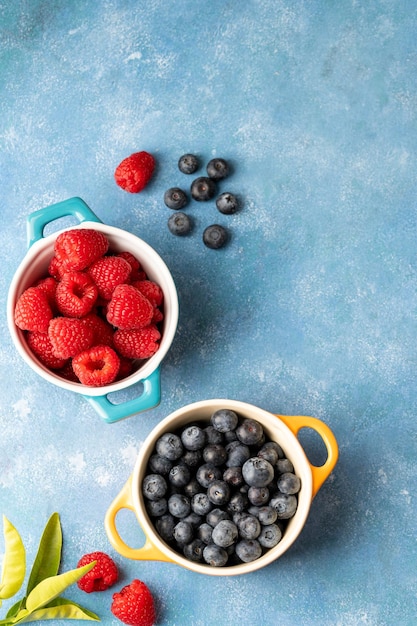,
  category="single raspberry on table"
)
[14,287,53,332]
[107,284,154,330]
[111,579,156,626]
[113,325,161,360]
[27,331,69,370]
[55,271,98,318]
[72,345,120,386]
[87,255,132,300]
[77,551,118,593]
[114,151,156,193]
[48,317,94,359]
[54,228,109,272]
